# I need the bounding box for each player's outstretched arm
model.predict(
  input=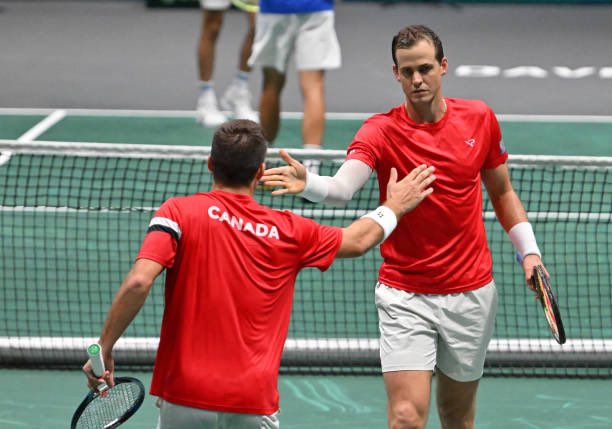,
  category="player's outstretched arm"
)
[337,164,435,258]
[261,150,373,205]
